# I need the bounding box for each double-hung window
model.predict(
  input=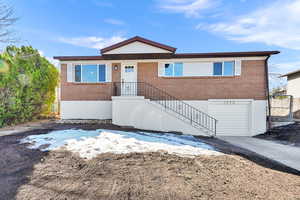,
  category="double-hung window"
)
[74,64,106,83]
[213,61,235,76]
[164,62,183,77]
